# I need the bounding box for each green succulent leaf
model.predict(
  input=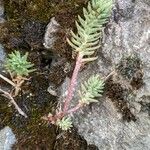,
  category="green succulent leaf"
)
[67,0,113,61]
[56,117,72,131]
[79,75,105,105]
[5,50,35,77]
